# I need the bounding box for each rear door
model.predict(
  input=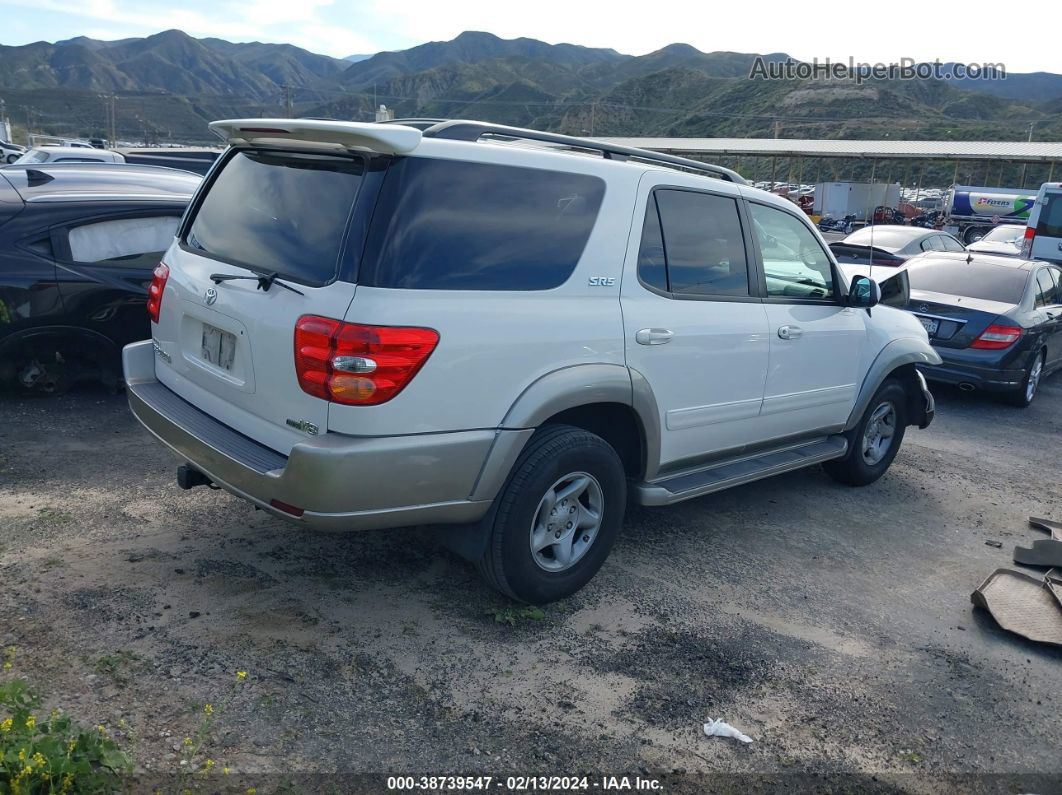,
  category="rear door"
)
[620,180,771,467]
[747,199,867,438]
[53,208,184,350]
[153,148,370,454]
[1034,267,1062,368]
